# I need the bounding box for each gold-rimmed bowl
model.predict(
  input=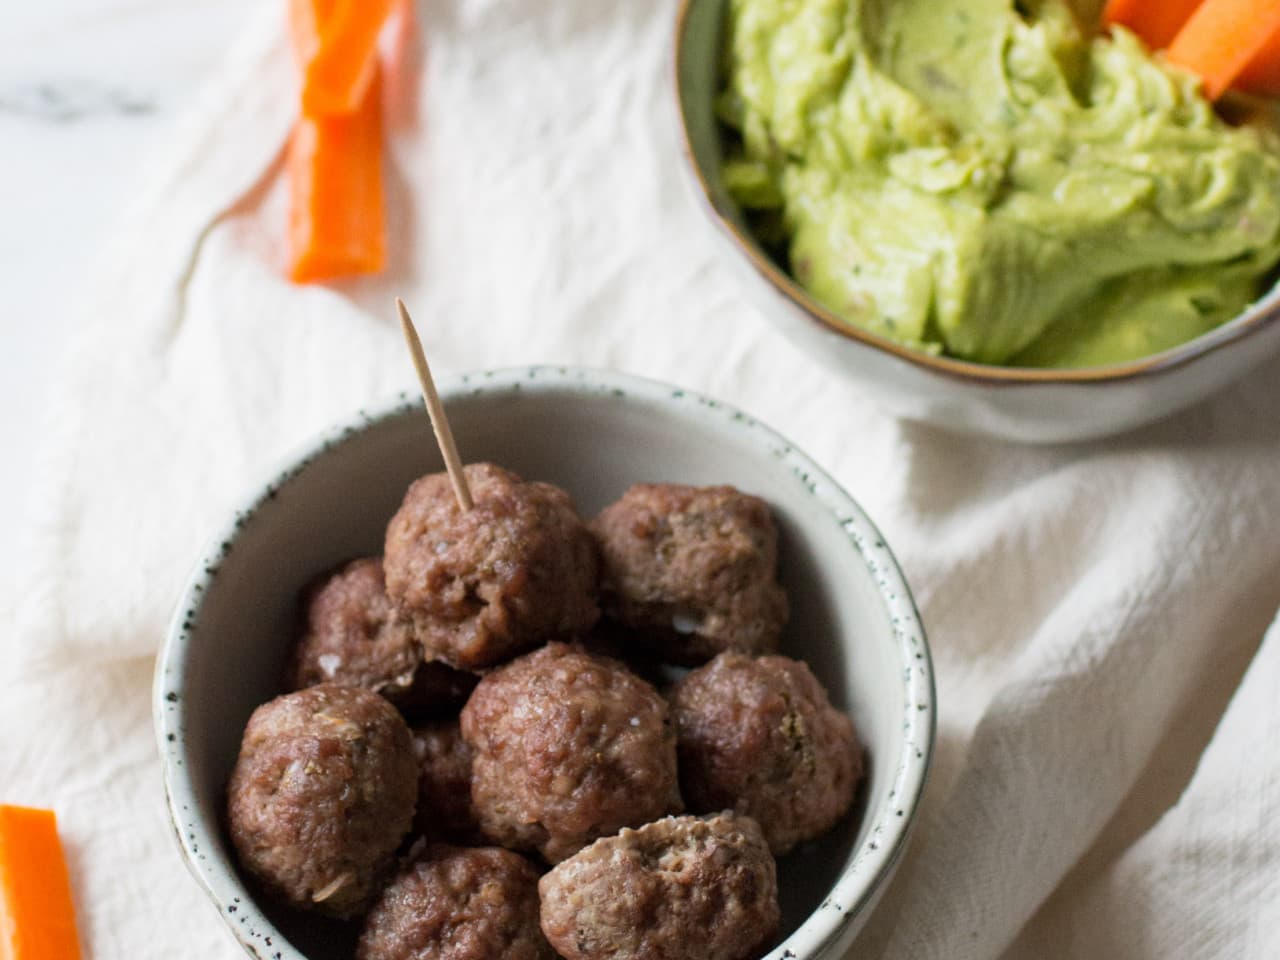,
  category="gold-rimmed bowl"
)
[673,0,1280,444]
